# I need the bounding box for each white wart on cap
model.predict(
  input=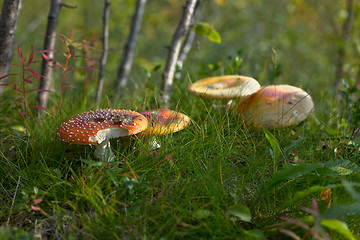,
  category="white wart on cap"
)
[187,75,261,100]
[237,85,314,127]
[57,109,148,160]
